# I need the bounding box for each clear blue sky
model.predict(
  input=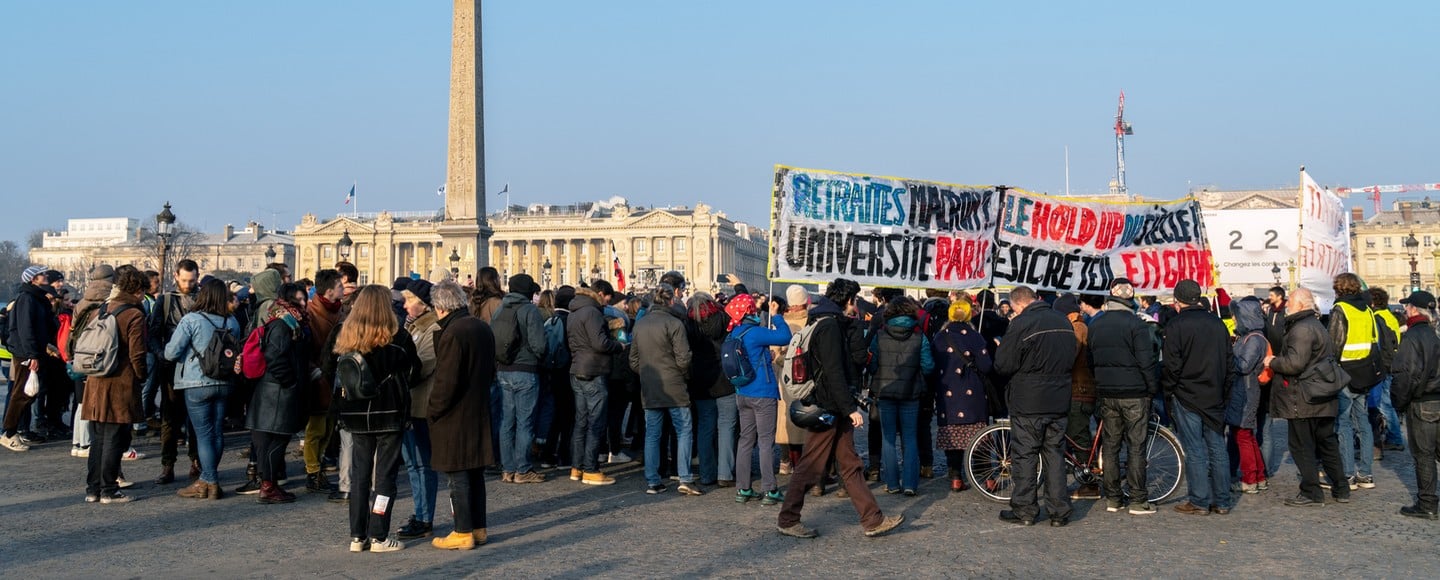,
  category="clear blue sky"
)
[3,1,1437,246]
